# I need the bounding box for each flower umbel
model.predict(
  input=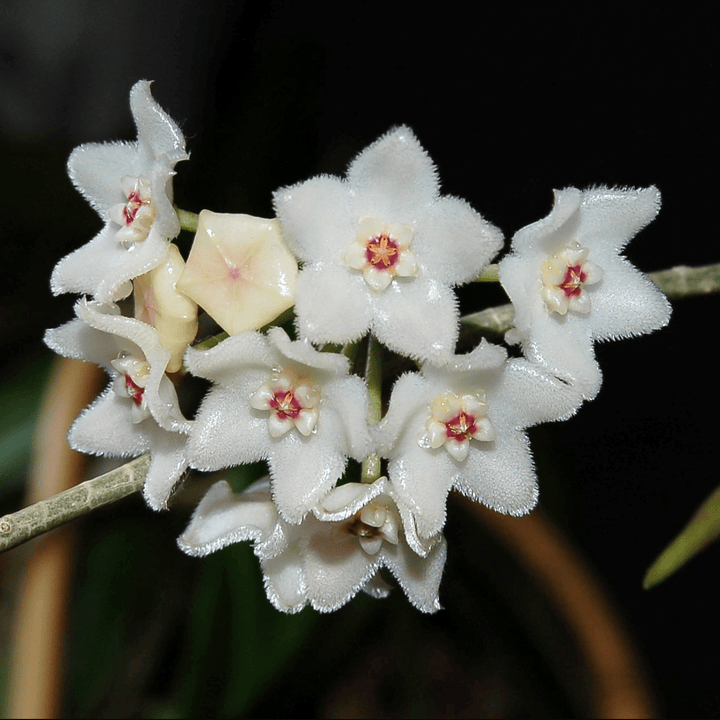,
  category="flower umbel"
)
[39,89,680,617]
